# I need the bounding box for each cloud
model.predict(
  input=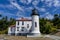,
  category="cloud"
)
[25,7,33,12]
[5,5,17,10]
[41,0,44,2]
[35,7,46,12]
[16,11,24,17]
[45,0,52,2]
[0,10,15,18]
[19,0,27,4]
[45,12,54,19]
[19,0,40,6]
[40,12,54,19]
[26,7,33,10]
[53,0,60,7]
[0,0,60,19]
[19,0,32,4]
[0,4,17,10]
[43,0,60,7]
[10,0,24,11]
[9,0,27,18]
[19,0,60,7]
[44,0,53,7]
[27,0,32,4]
[0,11,14,16]
[32,0,40,6]
[39,8,46,12]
